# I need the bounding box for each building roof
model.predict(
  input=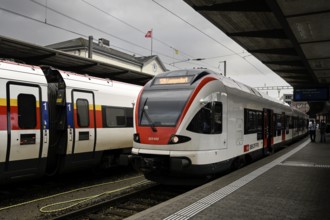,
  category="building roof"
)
[0,35,154,85]
[46,37,167,70]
